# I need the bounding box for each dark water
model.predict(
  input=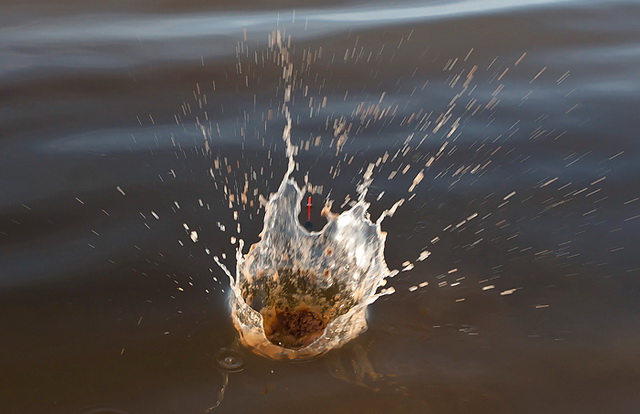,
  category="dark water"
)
[2,0,639,413]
